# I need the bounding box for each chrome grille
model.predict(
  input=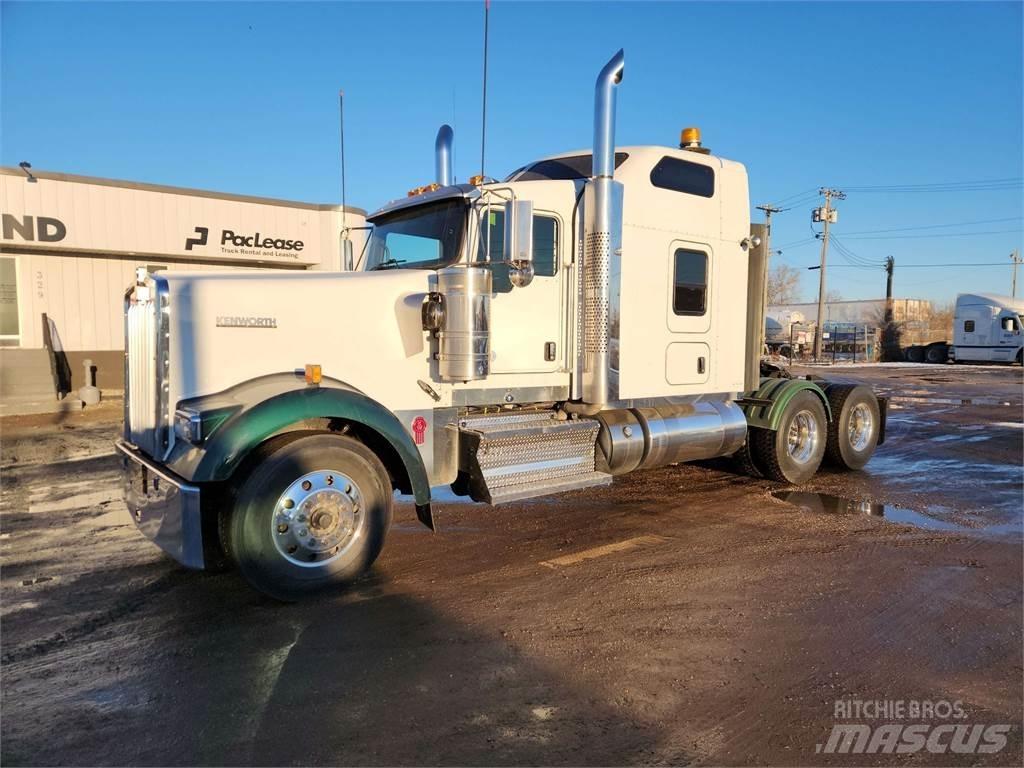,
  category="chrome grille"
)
[124,275,169,458]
